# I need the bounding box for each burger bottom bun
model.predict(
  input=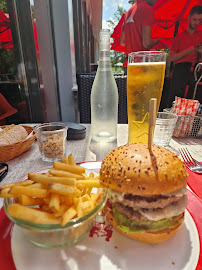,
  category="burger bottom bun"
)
[103,205,183,244]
